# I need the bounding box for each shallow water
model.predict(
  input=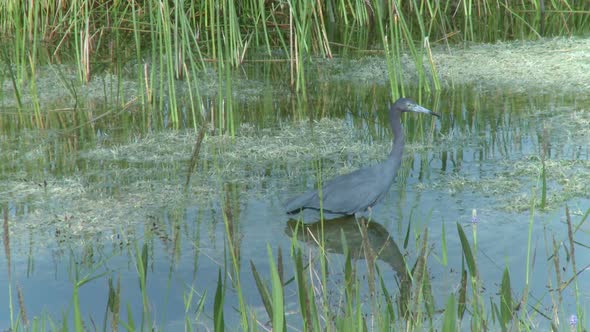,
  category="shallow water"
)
[1,62,590,330]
